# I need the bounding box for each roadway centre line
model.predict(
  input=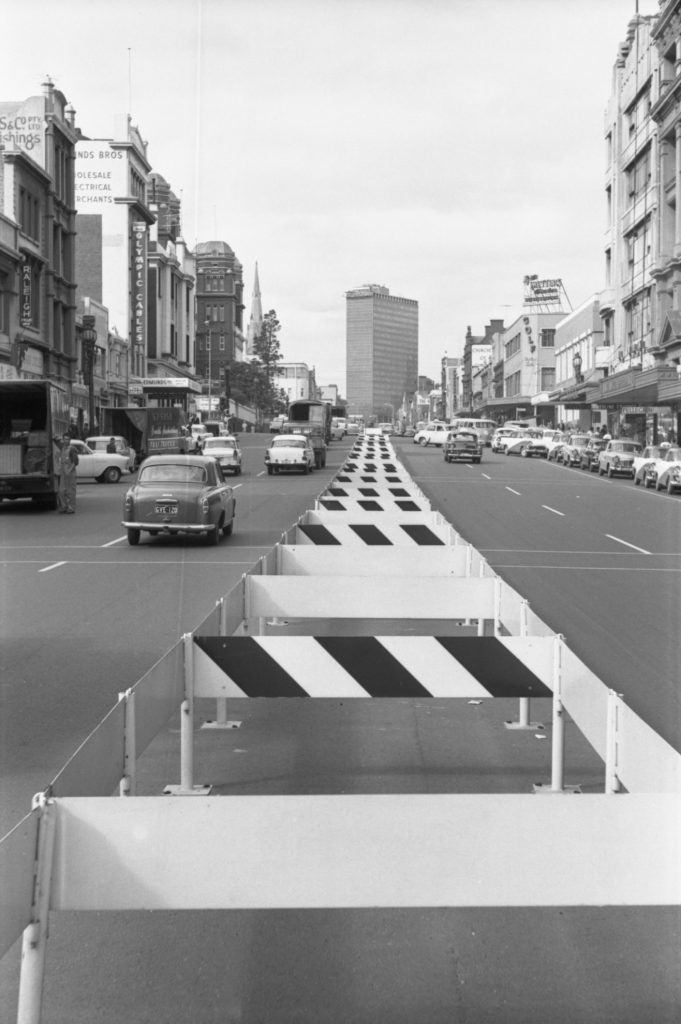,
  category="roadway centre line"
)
[39,561,66,573]
[481,472,491,480]
[102,536,125,547]
[541,505,565,517]
[505,486,521,496]
[606,533,651,555]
